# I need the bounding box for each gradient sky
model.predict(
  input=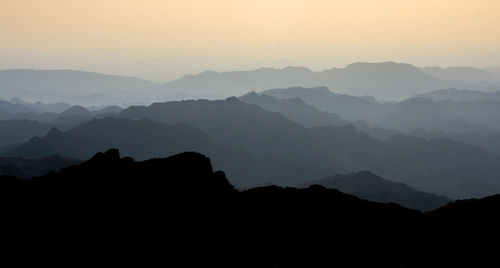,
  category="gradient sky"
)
[1,0,500,81]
